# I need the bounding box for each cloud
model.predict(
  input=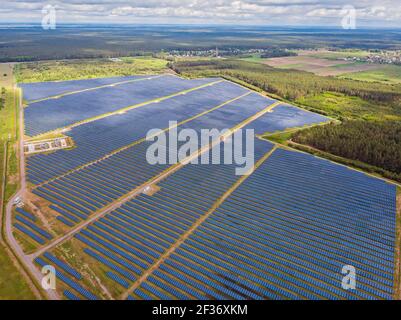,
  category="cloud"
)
[0,0,400,26]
